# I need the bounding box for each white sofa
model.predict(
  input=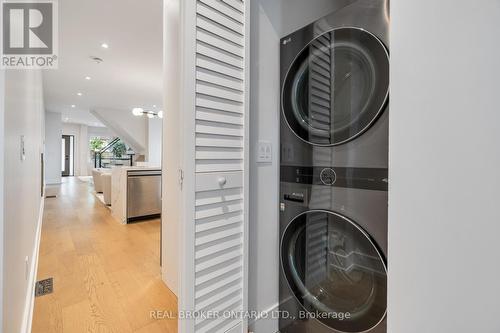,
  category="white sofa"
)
[91,168,111,193]
[91,169,104,193]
